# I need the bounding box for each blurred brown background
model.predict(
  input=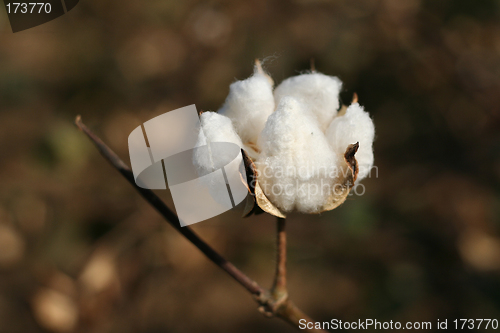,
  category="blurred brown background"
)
[1,0,500,332]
